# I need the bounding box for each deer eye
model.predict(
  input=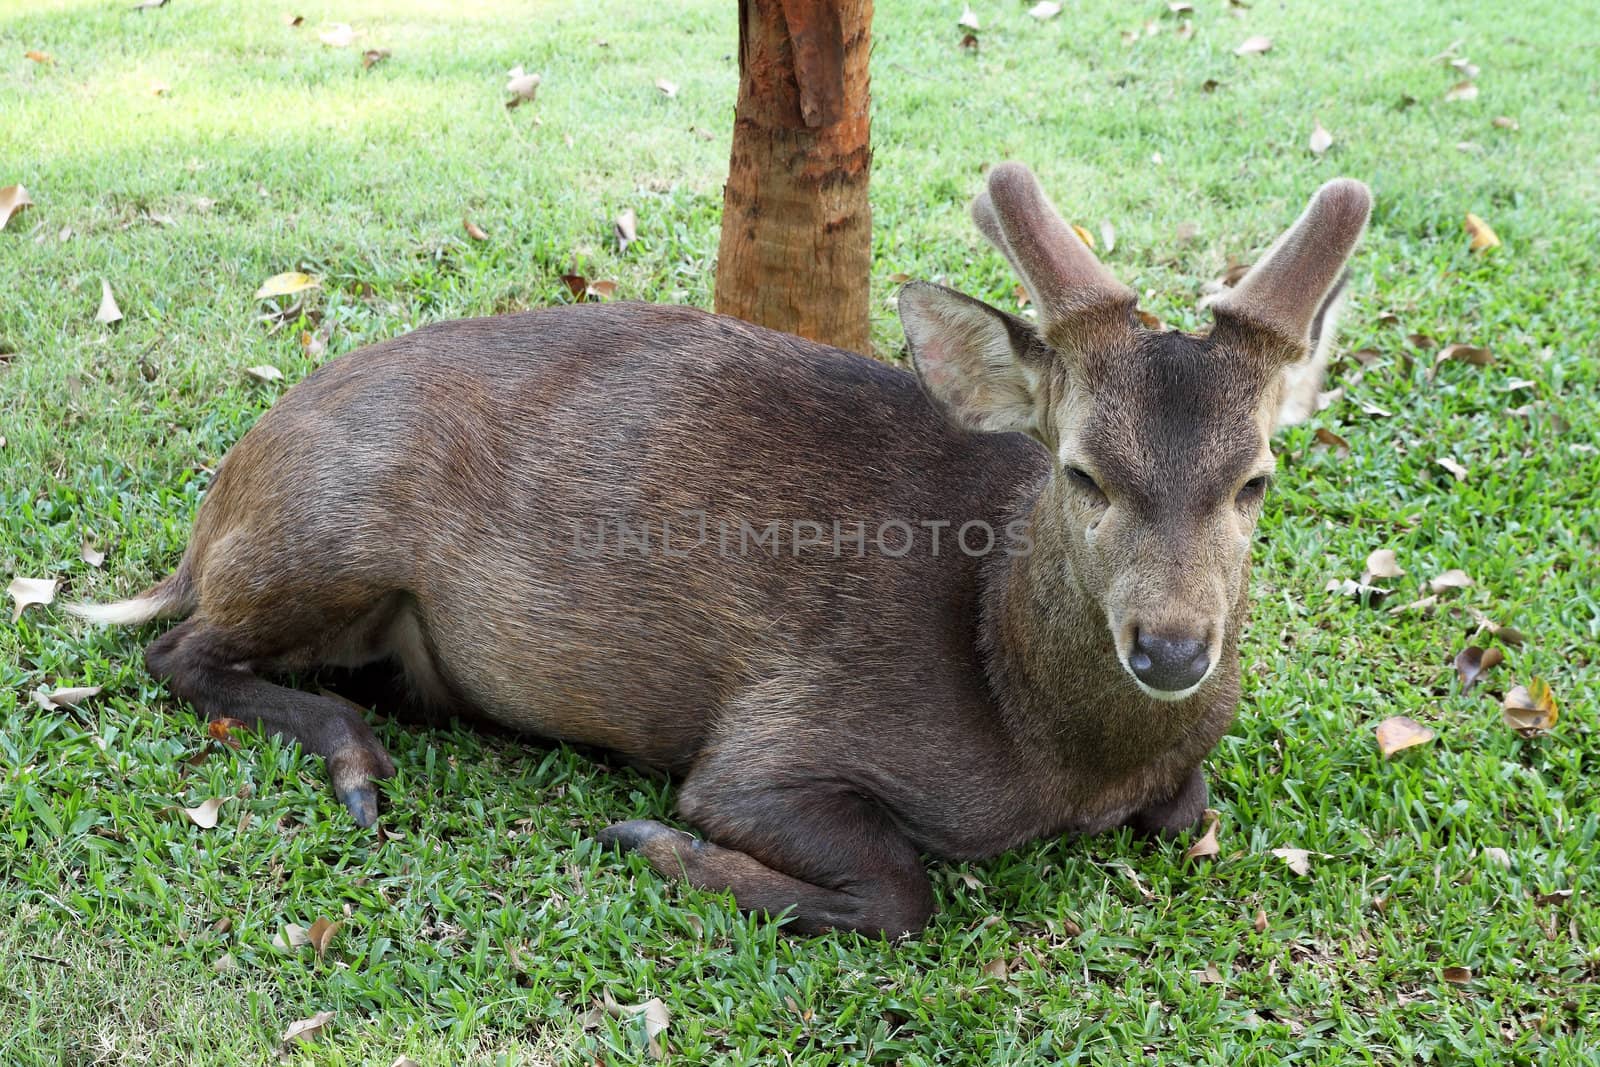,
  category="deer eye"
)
[1237,475,1271,504]
[1065,466,1104,496]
